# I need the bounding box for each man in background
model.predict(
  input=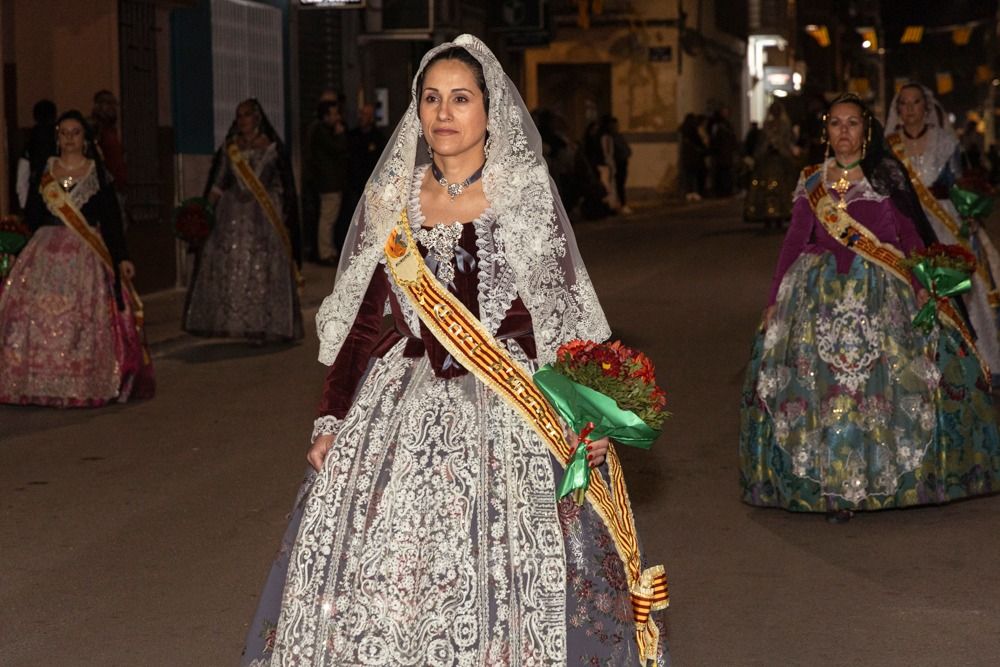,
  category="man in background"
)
[339,103,386,250]
[307,98,348,265]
